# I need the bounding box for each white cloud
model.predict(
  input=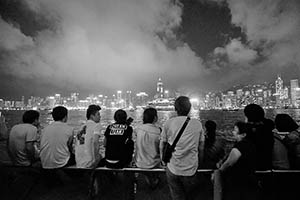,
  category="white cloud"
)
[214,38,258,64]
[0,0,204,93]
